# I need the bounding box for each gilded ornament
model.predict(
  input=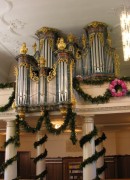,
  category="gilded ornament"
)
[97,32,104,46]
[89,33,95,46]
[39,56,46,67]
[114,51,120,77]
[47,64,57,82]
[87,21,107,28]
[36,27,57,36]
[76,49,81,60]
[12,100,16,109]
[48,38,54,48]
[82,34,87,49]
[57,38,66,50]
[18,110,25,119]
[57,58,68,64]
[67,33,75,43]
[30,66,39,82]
[14,66,18,77]
[32,42,37,53]
[107,33,112,47]
[40,39,44,51]
[20,43,28,54]
[19,62,29,68]
[59,106,67,117]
